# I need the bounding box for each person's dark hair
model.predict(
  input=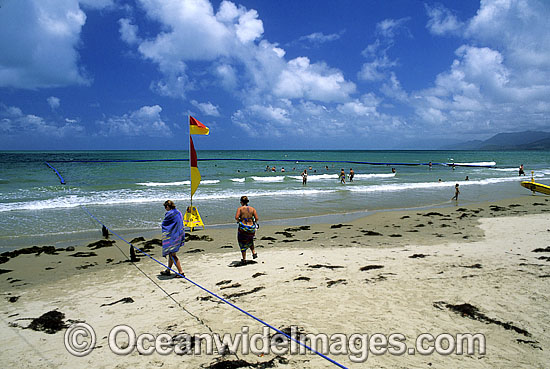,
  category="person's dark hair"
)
[164,200,176,209]
[240,196,249,205]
